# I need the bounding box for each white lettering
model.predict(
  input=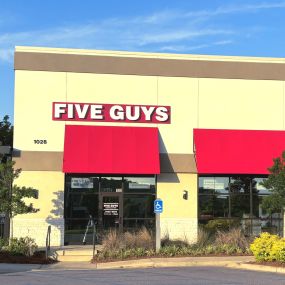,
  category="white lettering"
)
[75,104,89,119]
[141,106,155,121]
[155,107,169,122]
[90,105,104,119]
[125,106,140,121]
[110,105,125,120]
[54,103,67,118]
[67,104,74,119]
